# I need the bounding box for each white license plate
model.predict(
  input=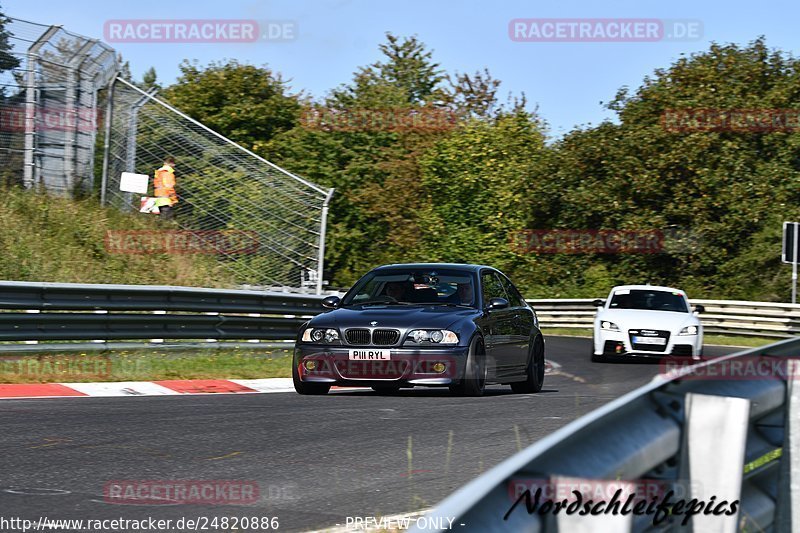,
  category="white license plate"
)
[632,336,666,345]
[349,349,391,360]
